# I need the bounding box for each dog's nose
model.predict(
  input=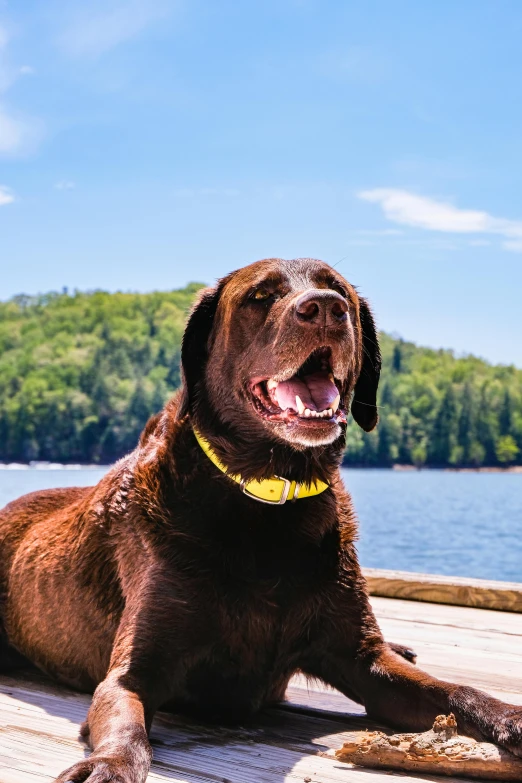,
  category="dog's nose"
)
[295,289,348,326]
